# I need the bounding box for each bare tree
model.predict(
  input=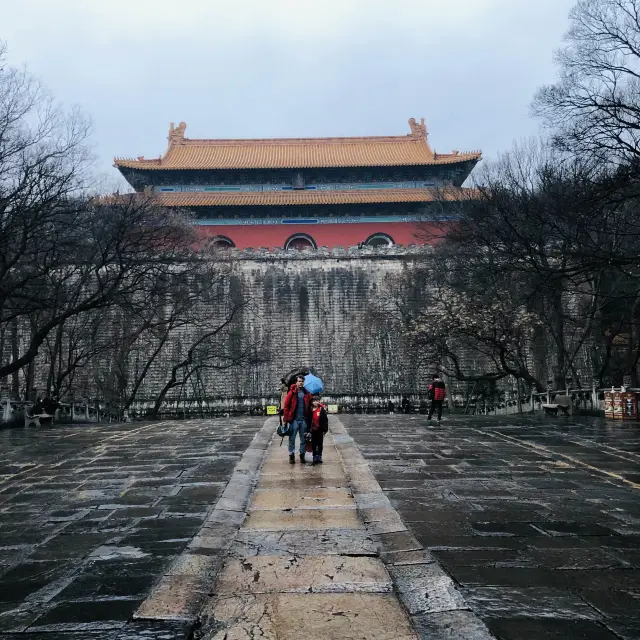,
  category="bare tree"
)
[0,44,269,411]
[369,249,544,391]
[42,310,111,399]
[105,252,252,413]
[149,298,262,418]
[533,0,640,165]
[0,193,197,381]
[399,142,640,390]
[0,45,200,385]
